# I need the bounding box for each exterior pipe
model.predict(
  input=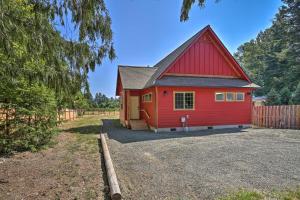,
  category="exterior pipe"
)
[100,133,122,200]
